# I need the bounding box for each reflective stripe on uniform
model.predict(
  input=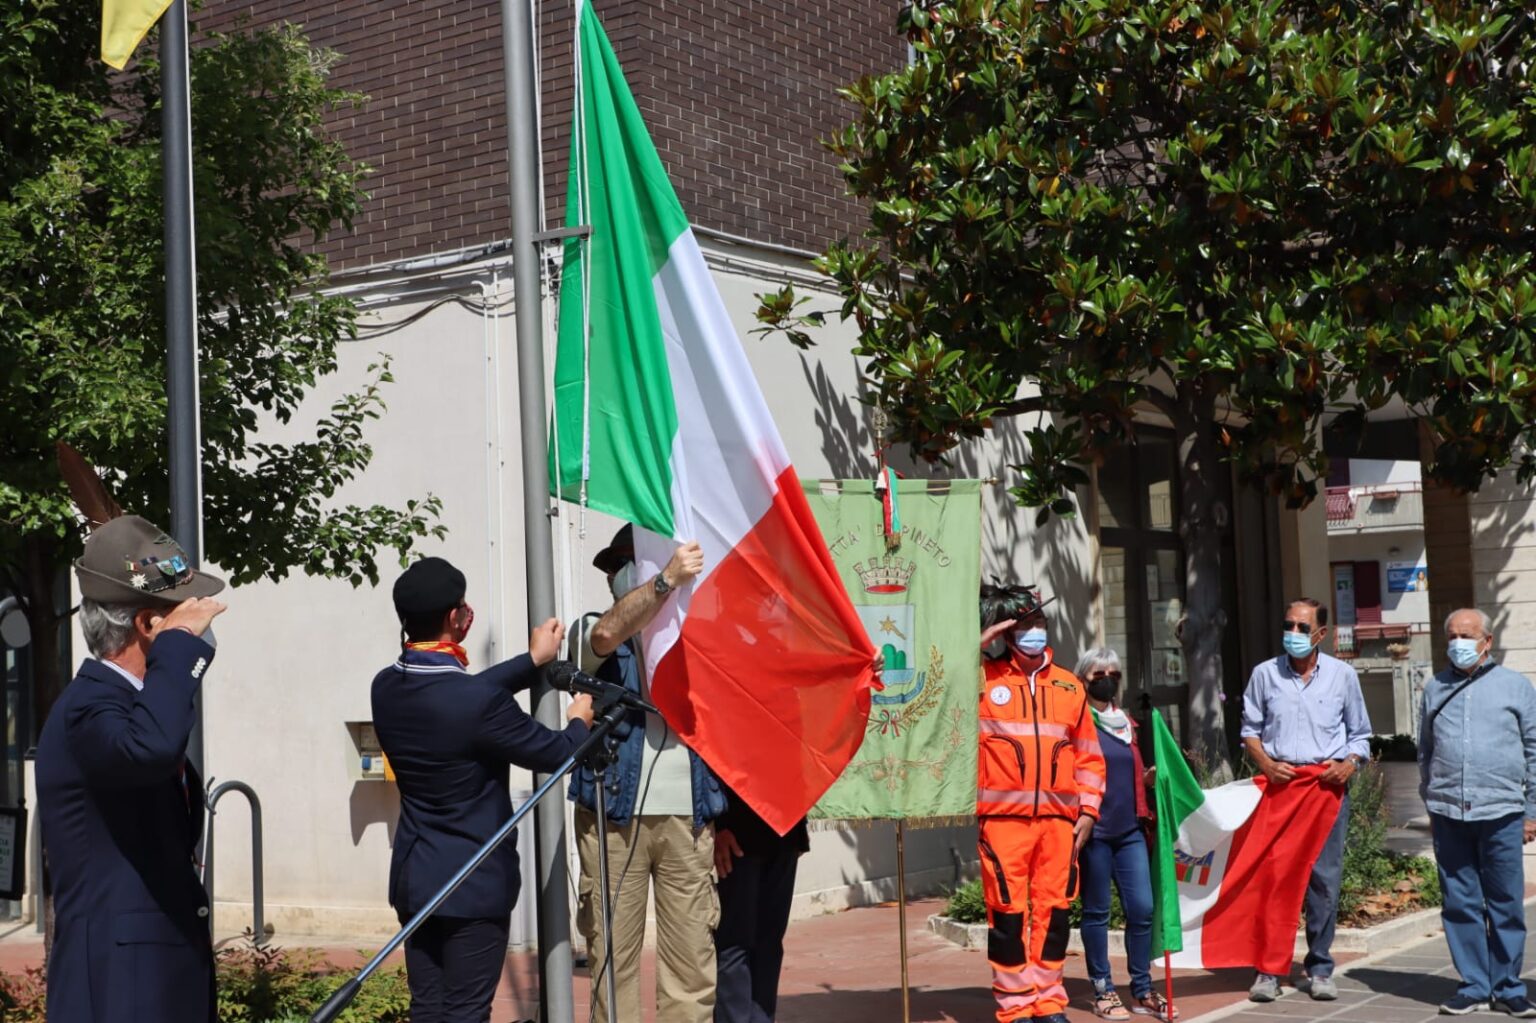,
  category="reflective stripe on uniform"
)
[1073,768,1105,792]
[978,788,1080,813]
[981,719,1070,740]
